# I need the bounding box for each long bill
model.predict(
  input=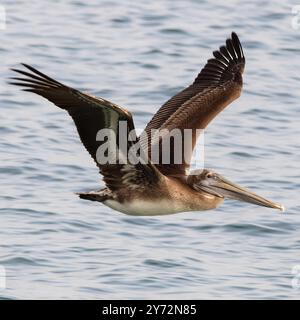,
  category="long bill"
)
[200,175,285,212]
